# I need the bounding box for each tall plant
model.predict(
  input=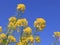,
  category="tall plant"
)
[0,4,46,45]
